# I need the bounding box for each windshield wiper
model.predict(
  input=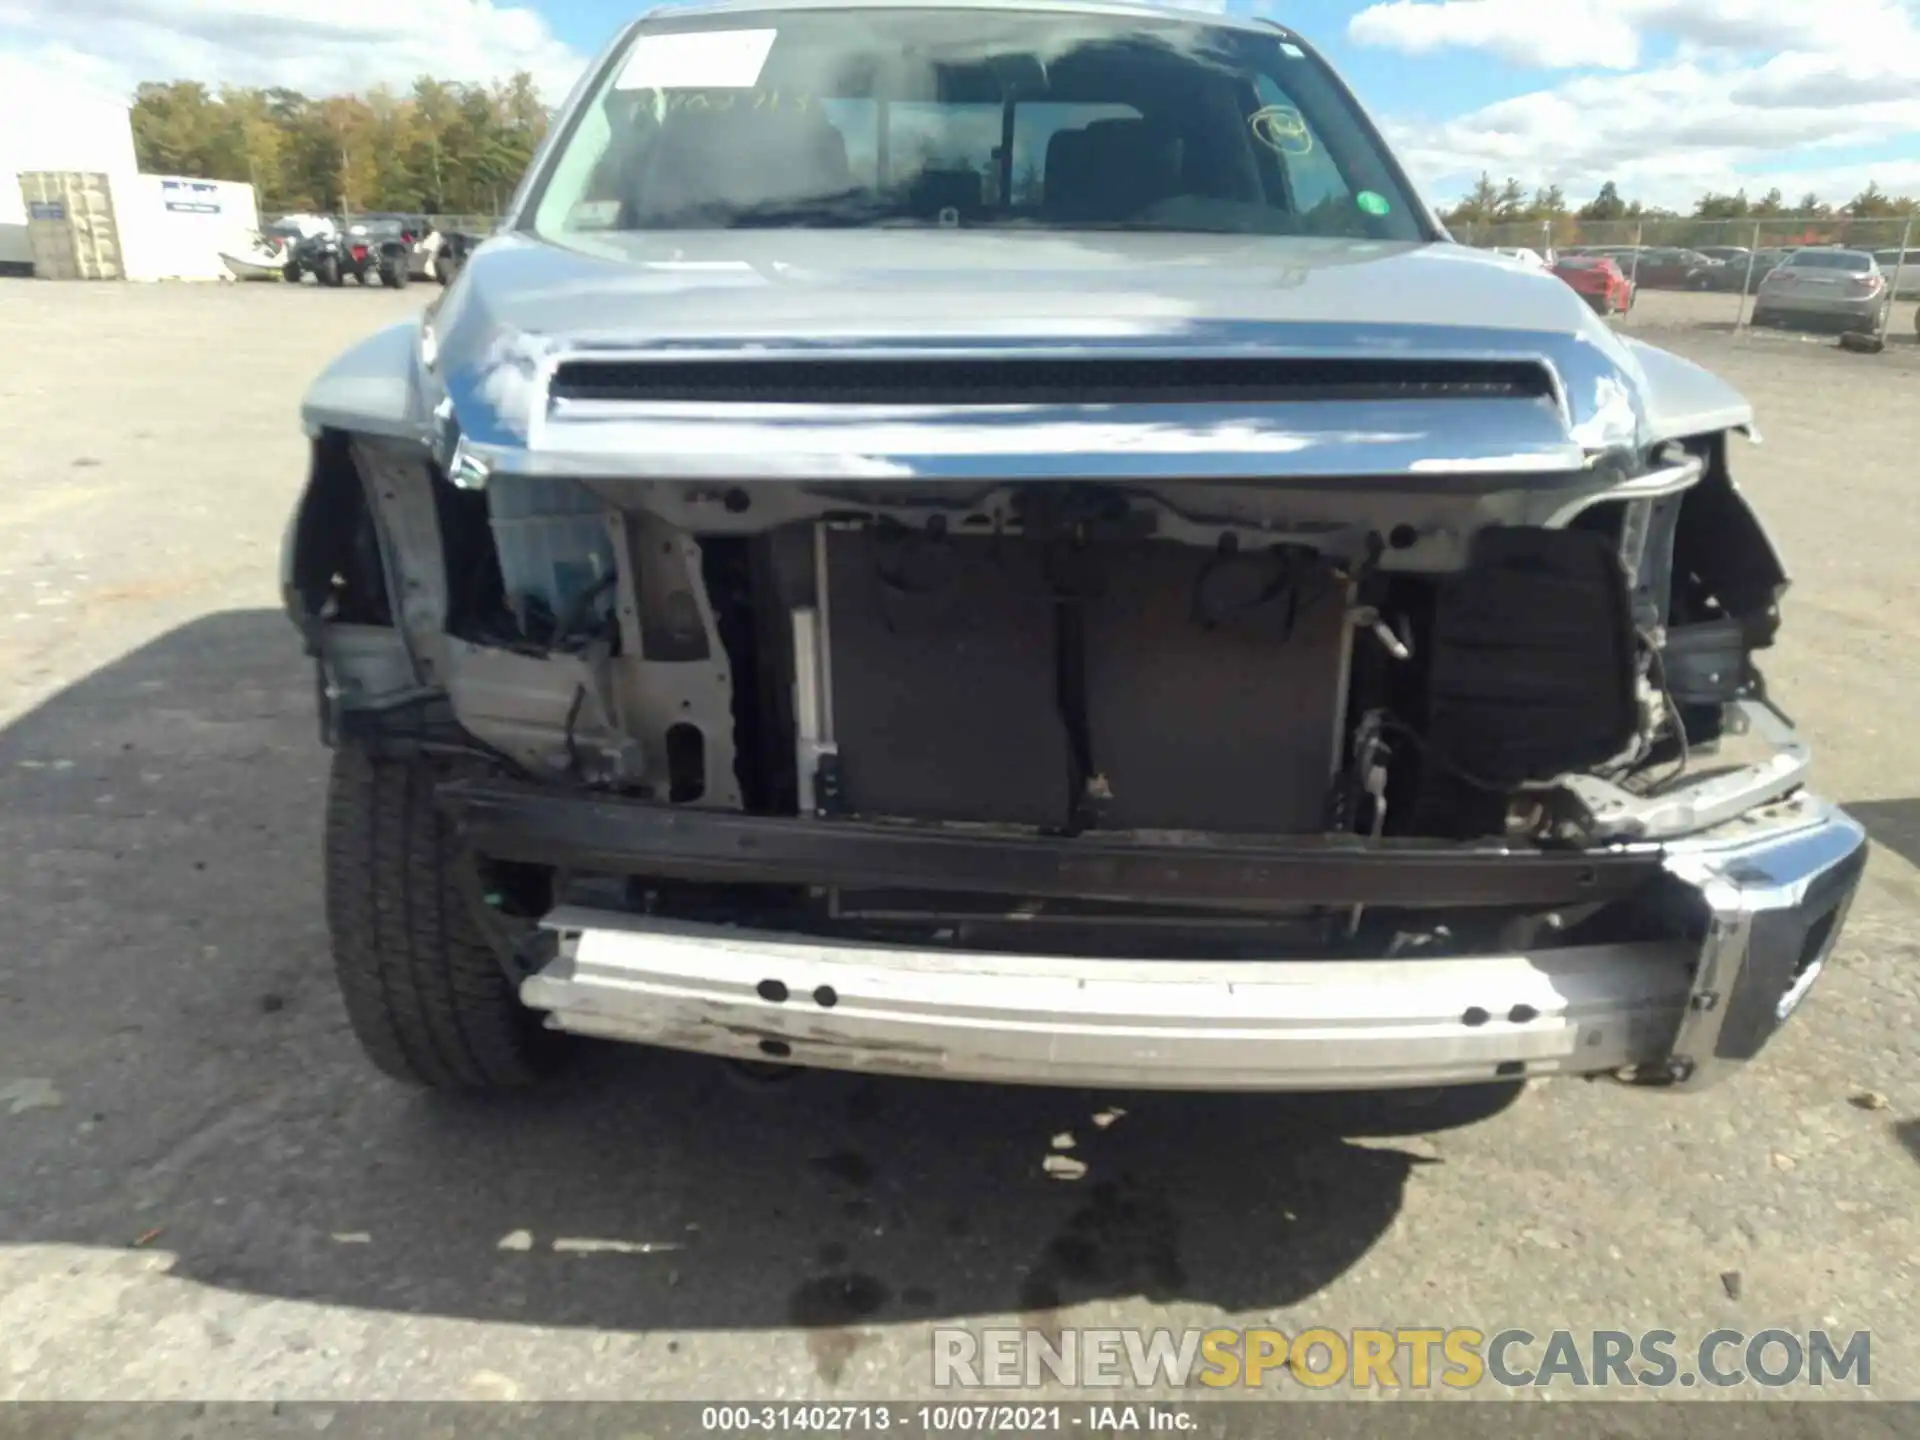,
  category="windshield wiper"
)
[722,190,902,229]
